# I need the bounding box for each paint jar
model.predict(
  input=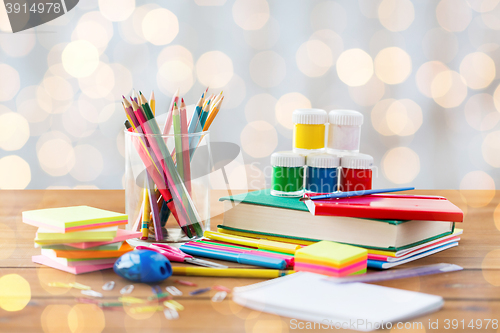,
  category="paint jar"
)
[327,110,363,153]
[305,153,340,193]
[271,151,305,197]
[292,109,327,154]
[339,153,373,192]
